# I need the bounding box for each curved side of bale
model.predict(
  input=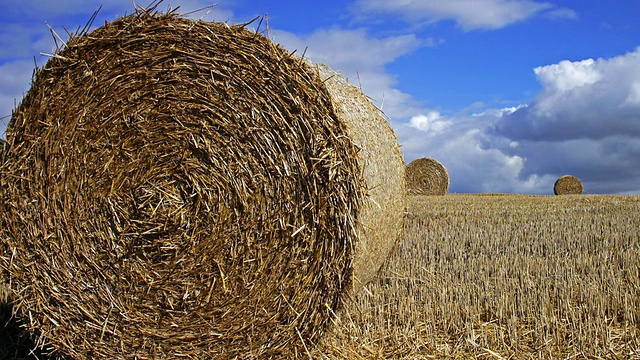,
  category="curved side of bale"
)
[554,175,583,195]
[311,63,406,288]
[0,11,370,359]
[406,157,450,195]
